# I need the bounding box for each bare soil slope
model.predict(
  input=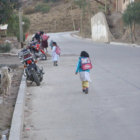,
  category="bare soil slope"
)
[23,0,140,44]
[23,0,102,35]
